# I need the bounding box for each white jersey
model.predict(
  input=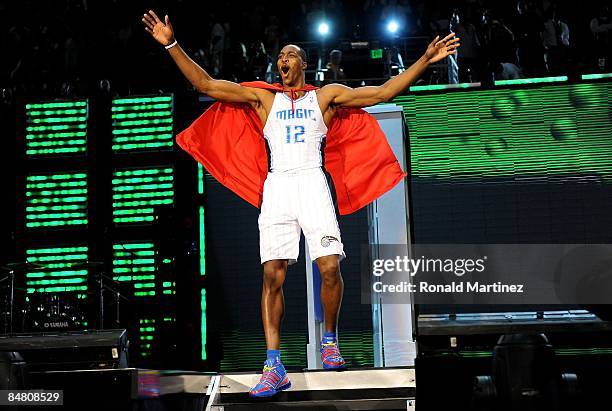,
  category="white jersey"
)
[263,90,328,173]
[258,90,345,265]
